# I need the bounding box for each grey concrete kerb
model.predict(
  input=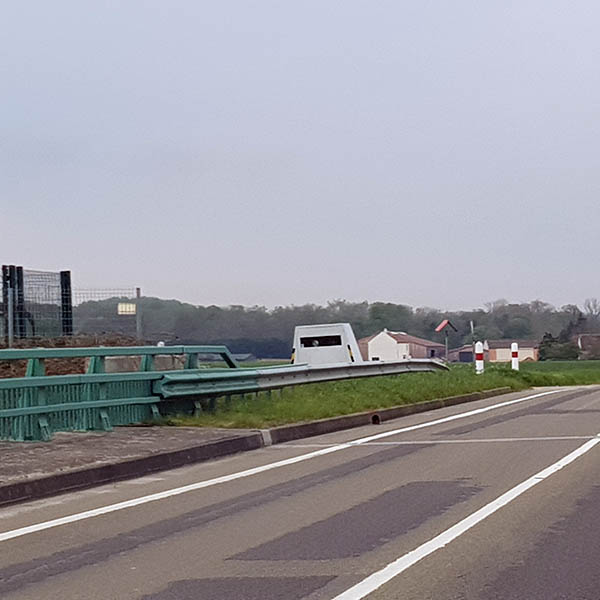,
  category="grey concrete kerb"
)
[0,387,511,507]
